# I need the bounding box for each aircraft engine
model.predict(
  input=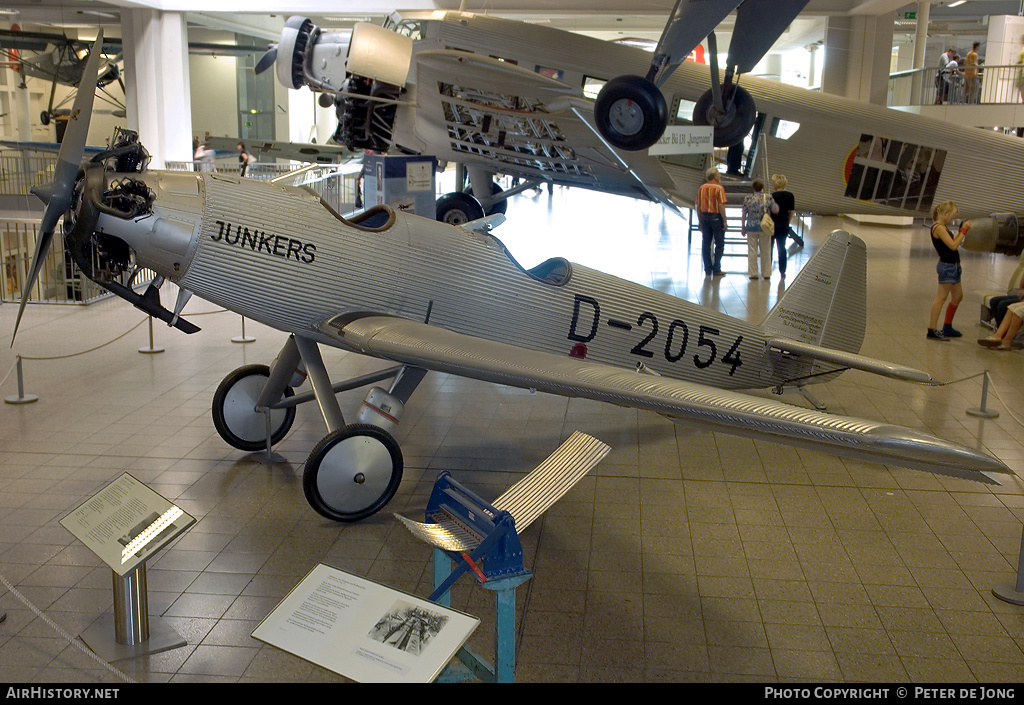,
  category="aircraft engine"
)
[962,213,1023,256]
[332,76,400,152]
[63,129,154,285]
